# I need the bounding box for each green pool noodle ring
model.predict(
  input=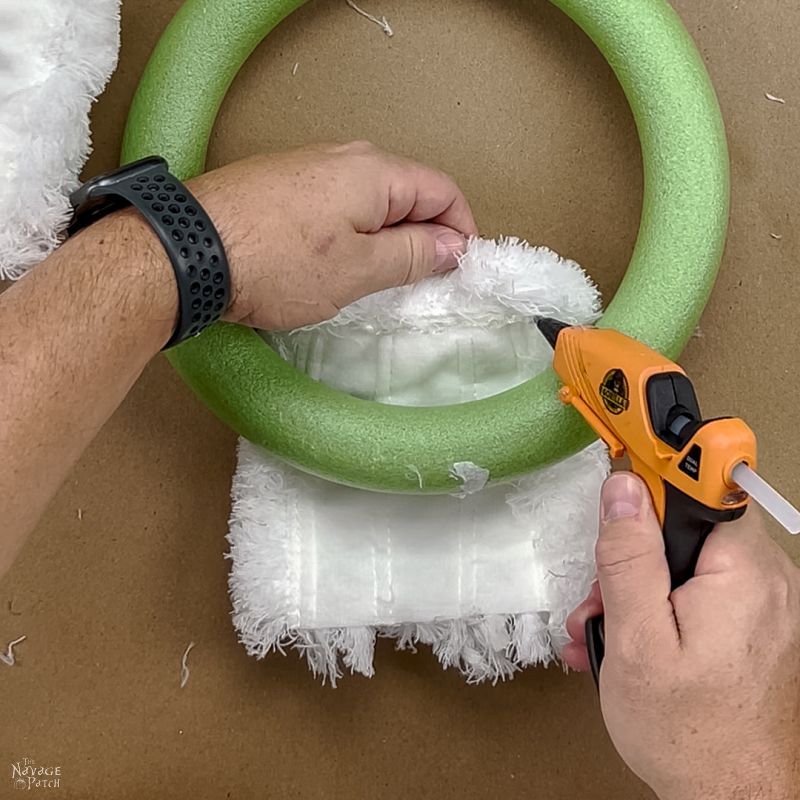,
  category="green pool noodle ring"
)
[122,0,729,493]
